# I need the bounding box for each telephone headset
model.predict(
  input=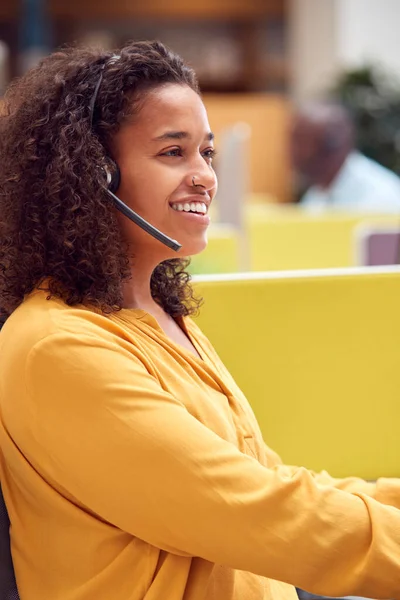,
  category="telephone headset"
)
[89,58,182,252]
